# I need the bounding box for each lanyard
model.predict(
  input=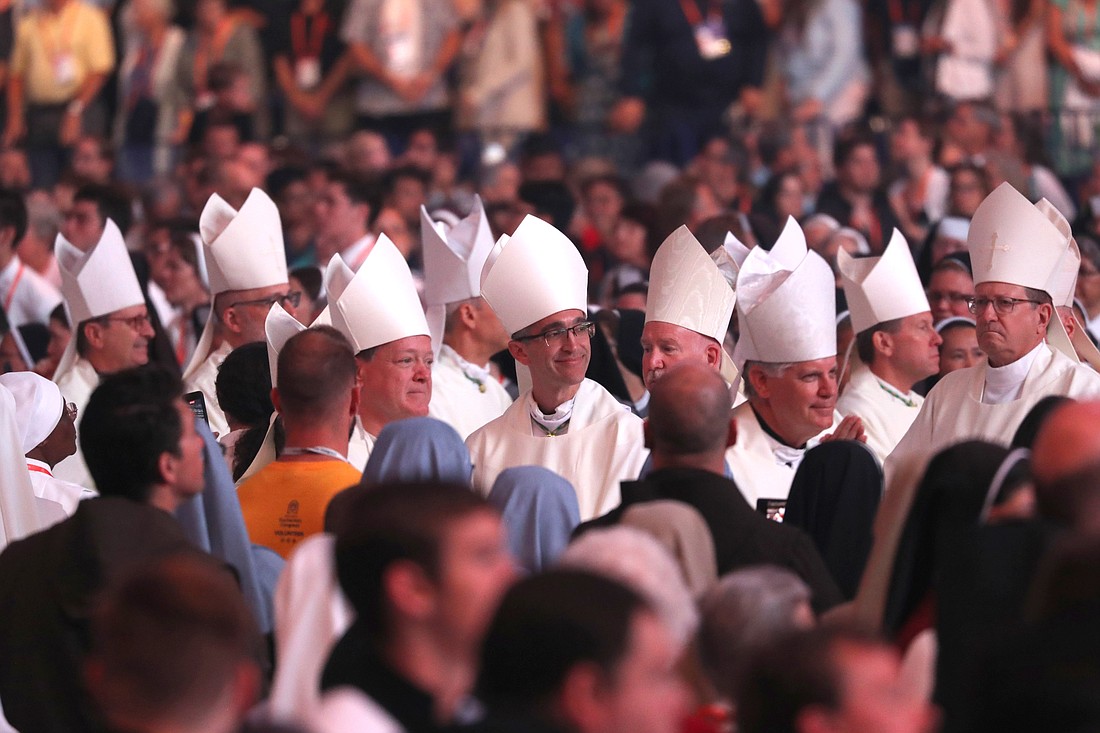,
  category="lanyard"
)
[888,0,922,26]
[281,445,350,462]
[36,3,76,62]
[3,261,24,313]
[27,463,52,476]
[679,0,721,27]
[291,12,329,60]
[194,18,236,93]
